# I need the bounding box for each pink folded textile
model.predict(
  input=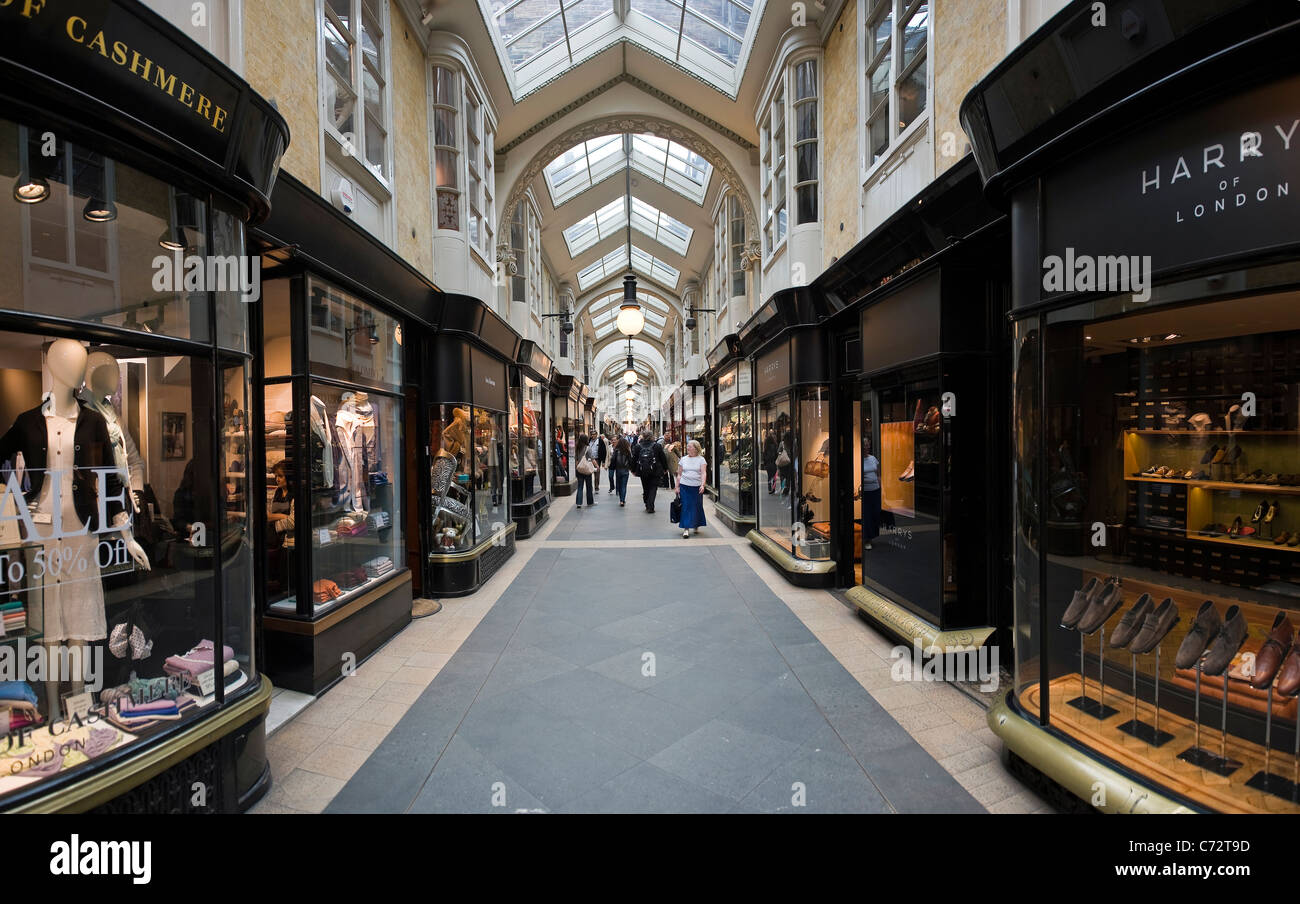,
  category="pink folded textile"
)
[163,640,235,680]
